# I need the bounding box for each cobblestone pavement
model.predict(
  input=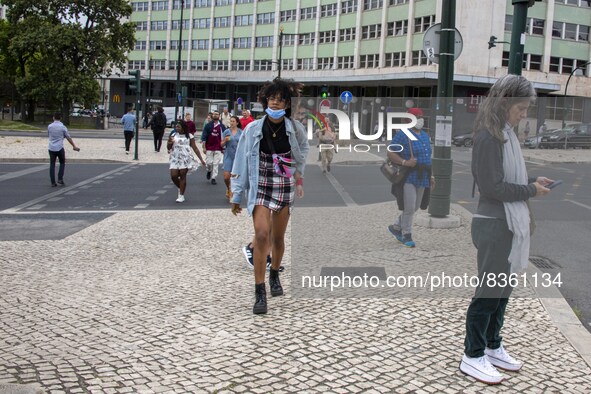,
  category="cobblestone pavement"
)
[1,132,591,393]
[1,204,591,393]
